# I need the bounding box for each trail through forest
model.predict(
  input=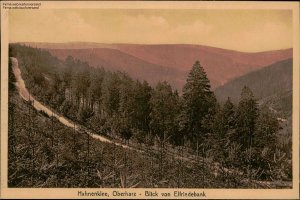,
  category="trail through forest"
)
[11,57,137,151]
[10,56,292,188]
[11,56,199,161]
